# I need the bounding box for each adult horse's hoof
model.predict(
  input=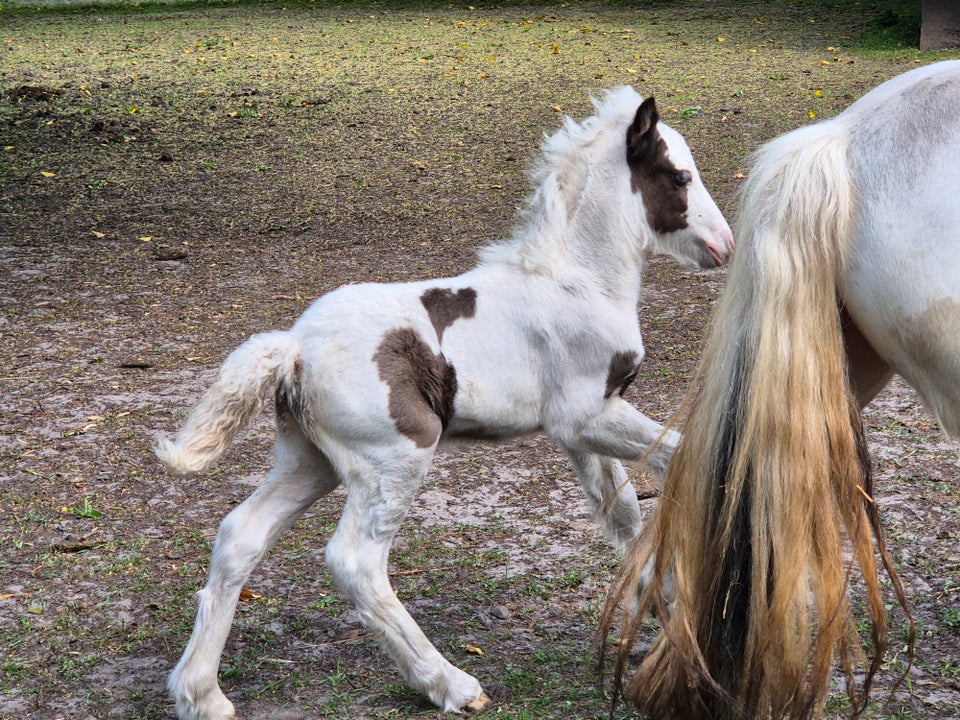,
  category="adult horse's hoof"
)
[464,693,491,713]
